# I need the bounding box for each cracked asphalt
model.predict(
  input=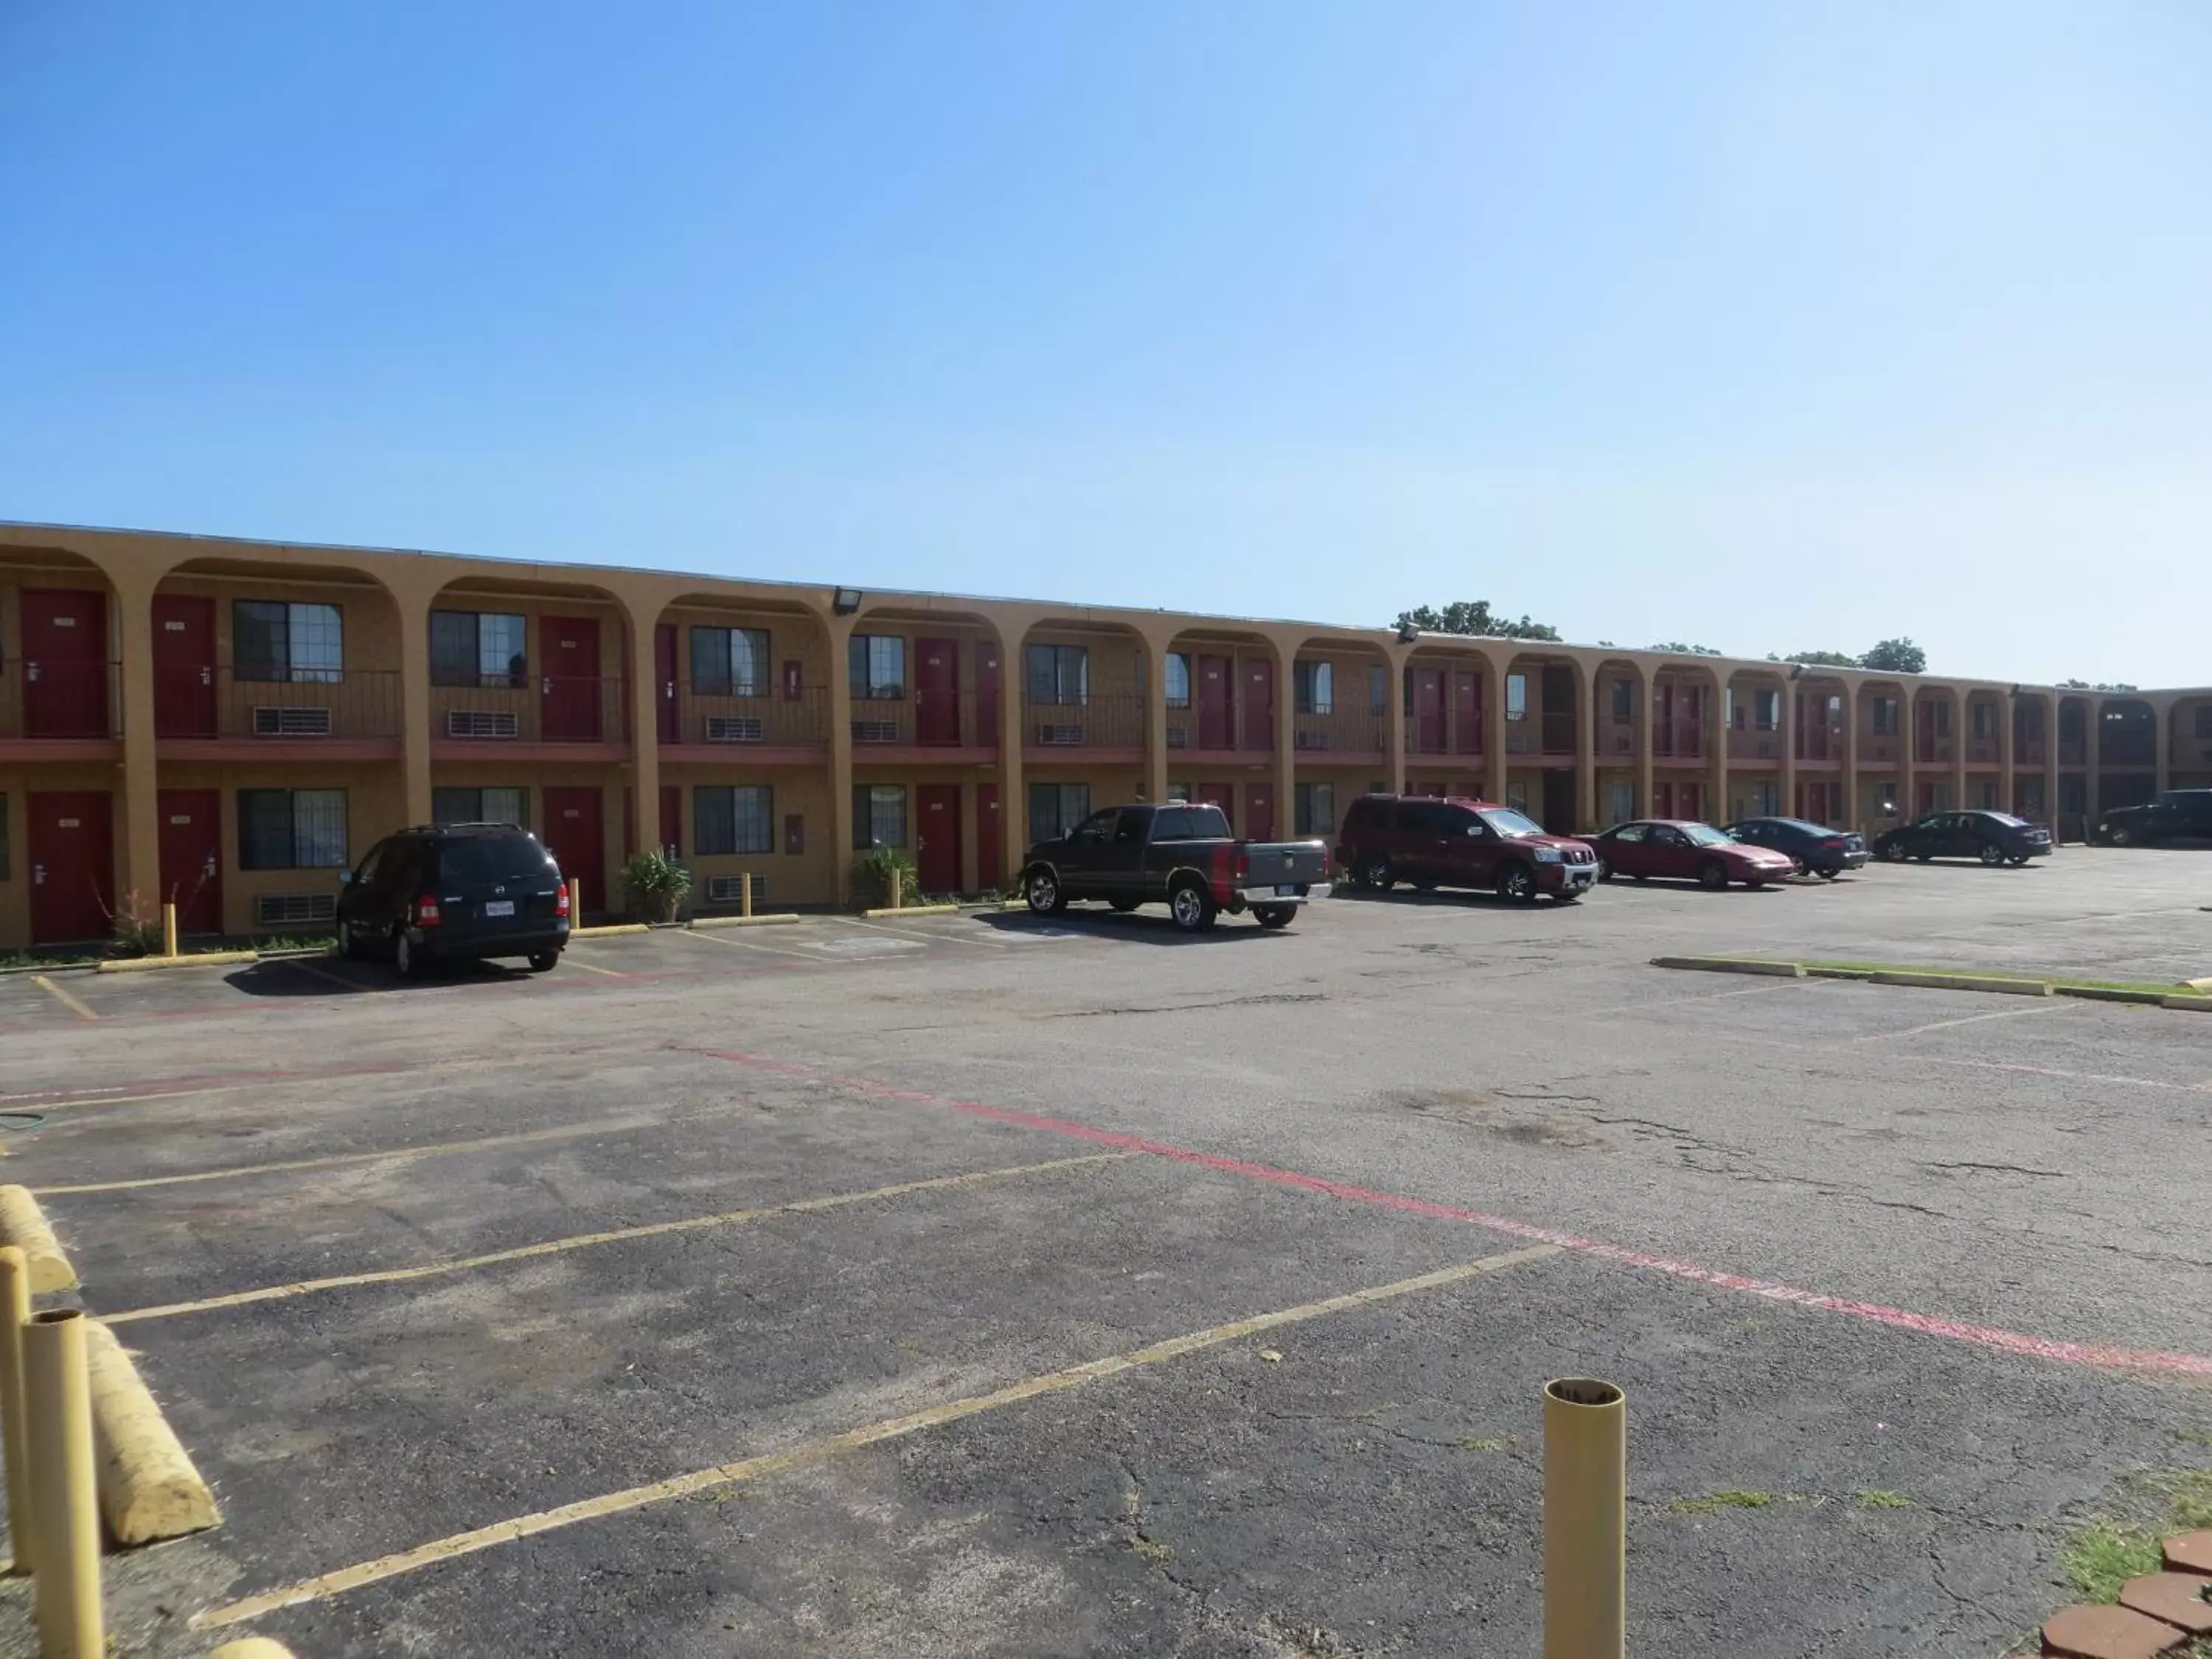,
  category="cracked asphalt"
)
[0,848,2206,1658]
